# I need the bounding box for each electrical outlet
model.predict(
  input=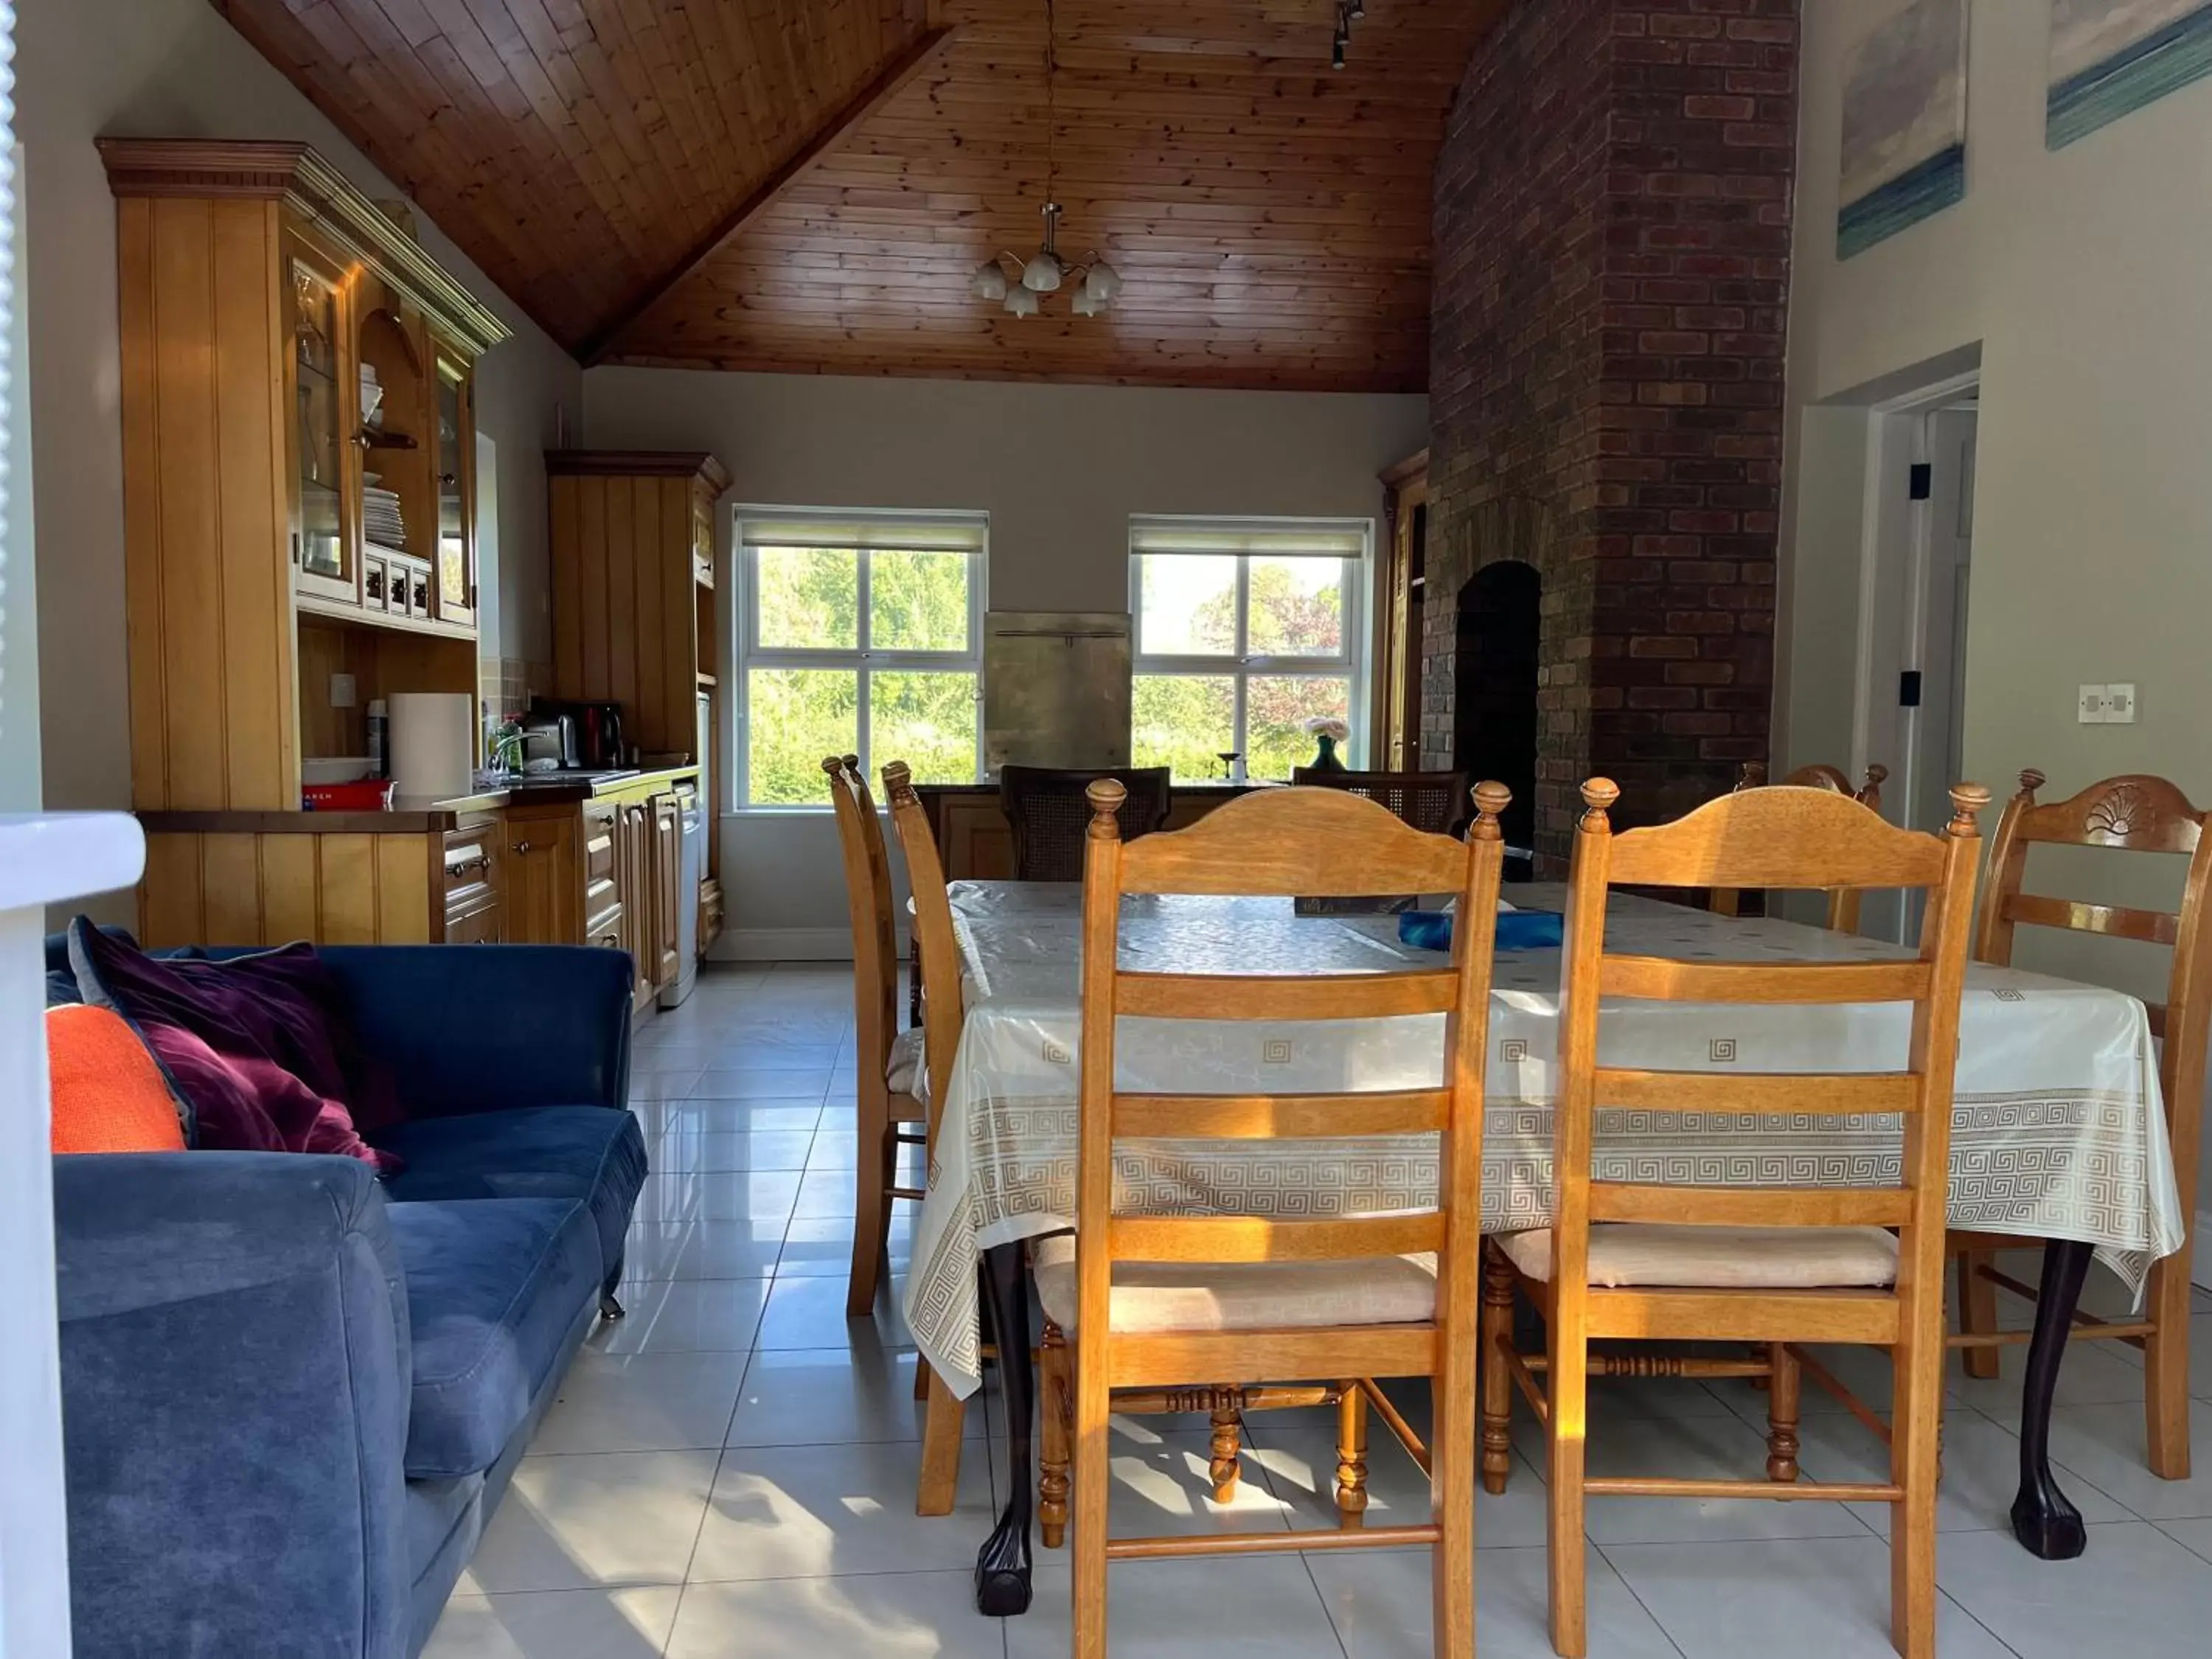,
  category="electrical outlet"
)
[2107,683,2138,723]
[330,672,357,709]
[2078,684,2108,724]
